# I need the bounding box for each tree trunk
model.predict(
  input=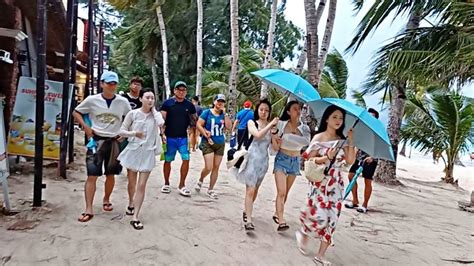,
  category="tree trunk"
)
[374,12,421,185]
[196,0,203,99]
[316,0,336,84]
[295,0,326,75]
[304,0,319,87]
[155,4,171,99]
[374,83,405,185]
[228,0,239,118]
[151,63,159,100]
[260,0,278,99]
